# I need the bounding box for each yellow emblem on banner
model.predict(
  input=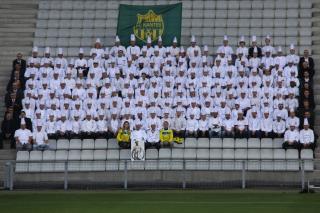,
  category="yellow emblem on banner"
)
[133,10,164,43]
